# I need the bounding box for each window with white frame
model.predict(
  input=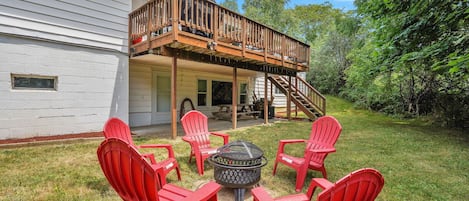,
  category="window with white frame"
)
[197,79,207,106]
[200,80,249,106]
[240,83,247,104]
[11,74,57,90]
